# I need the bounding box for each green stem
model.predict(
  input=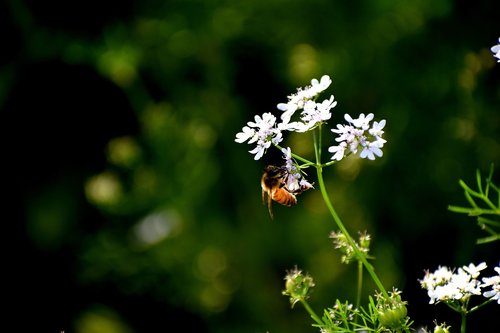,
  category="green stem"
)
[316,166,388,297]
[356,260,363,310]
[300,299,323,326]
[274,144,315,165]
[468,298,493,313]
[312,126,388,298]
[313,128,321,164]
[460,312,466,333]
